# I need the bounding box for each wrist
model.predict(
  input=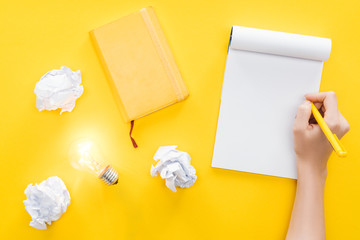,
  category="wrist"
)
[296,158,328,184]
